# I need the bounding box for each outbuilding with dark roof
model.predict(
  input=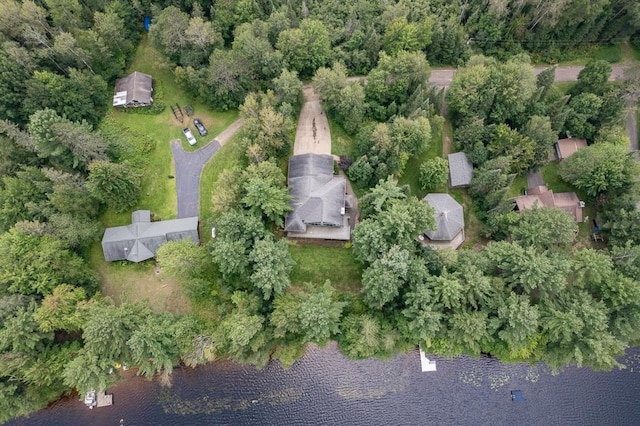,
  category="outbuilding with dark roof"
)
[448,152,473,187]
[112,71,153,108]
[101,210,198,262]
